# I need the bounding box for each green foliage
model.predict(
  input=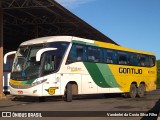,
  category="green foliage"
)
[157,60,160,88]
[157,60,160,67]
